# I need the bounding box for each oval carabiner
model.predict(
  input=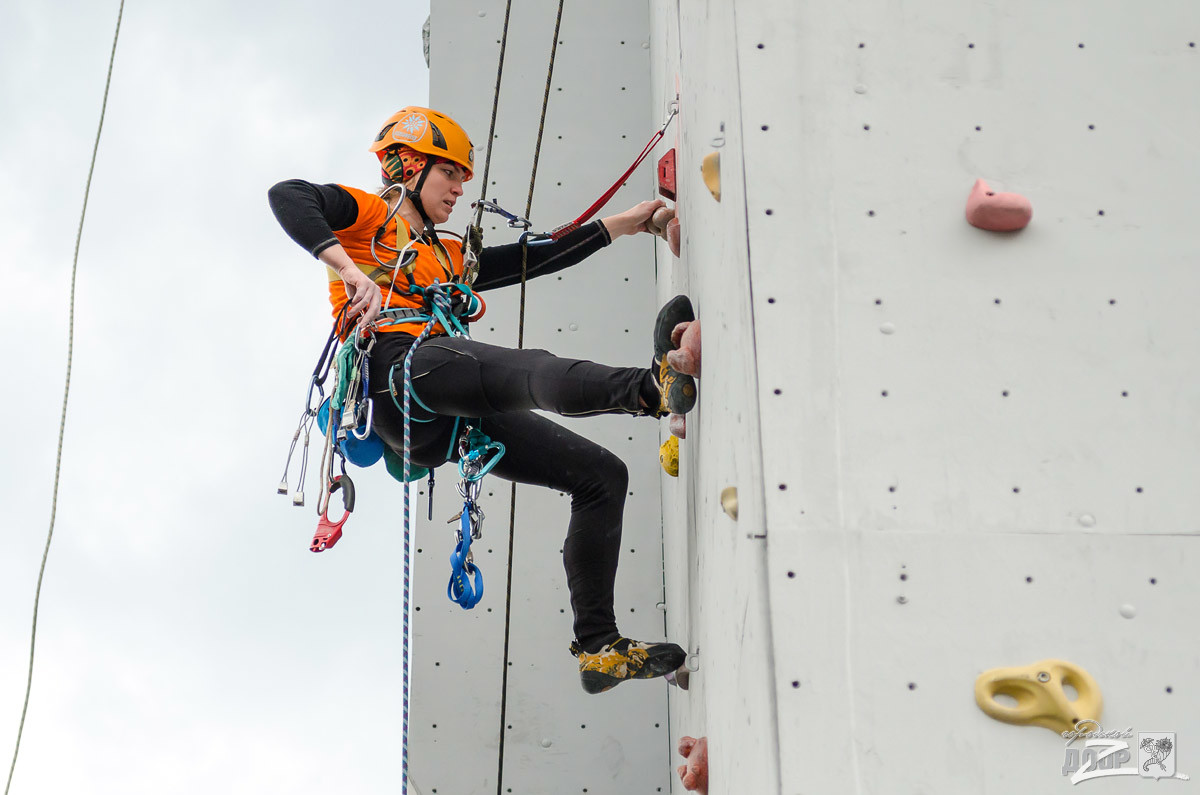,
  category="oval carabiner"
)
[351,398,374,440]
